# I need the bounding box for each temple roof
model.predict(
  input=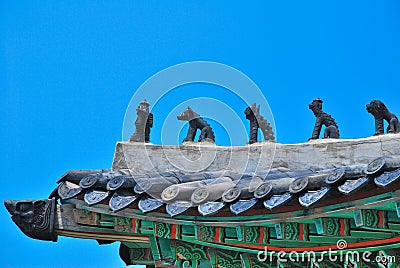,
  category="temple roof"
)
[6,134,400,267]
